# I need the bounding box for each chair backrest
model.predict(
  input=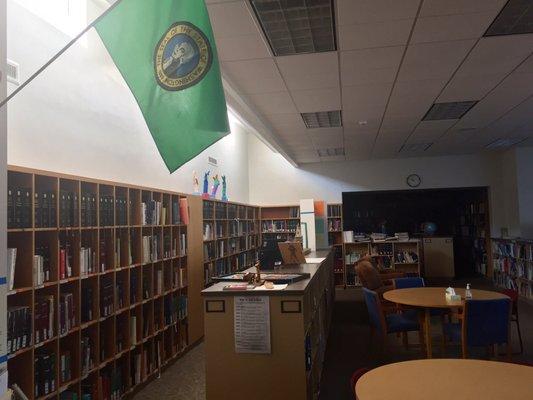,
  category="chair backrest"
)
[393,277,425,289]
[464,298,511,347]
[362,288,386,335]
[356,259,384,290]
[350,367,370,399]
